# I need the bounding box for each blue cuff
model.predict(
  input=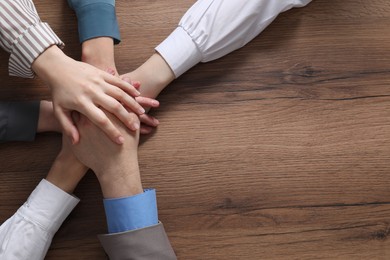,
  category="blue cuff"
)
[68,0,120,44]
[103,189,158,234]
